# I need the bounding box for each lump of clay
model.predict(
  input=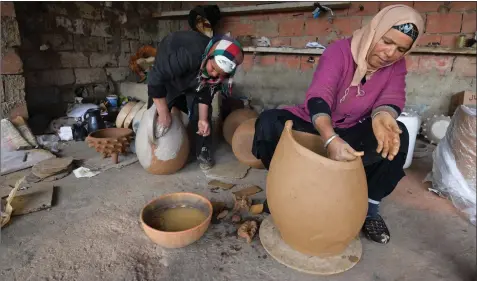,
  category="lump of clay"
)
[266,120,367,256]
[232,118,264,169]
[136,105,190,175]
[222,108,258,145]
[238,220,257,243]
